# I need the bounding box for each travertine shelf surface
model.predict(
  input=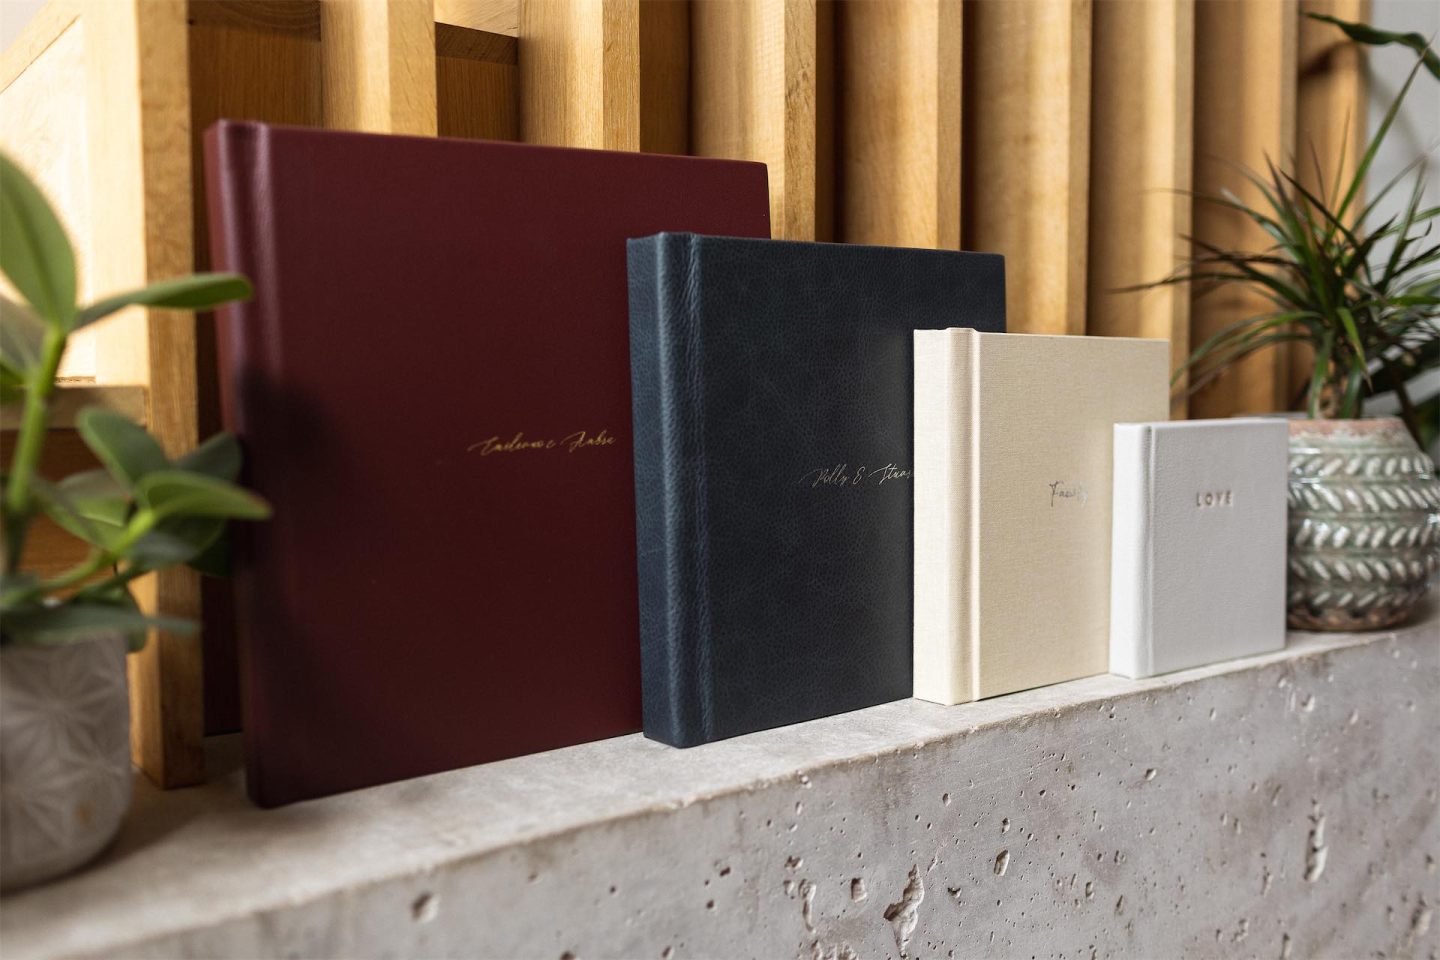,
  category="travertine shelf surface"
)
[3,610,1437,960]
